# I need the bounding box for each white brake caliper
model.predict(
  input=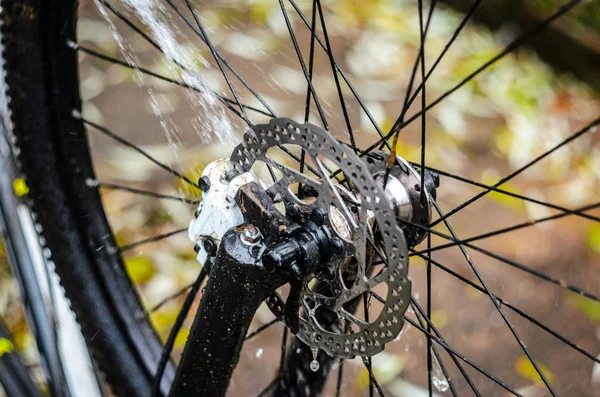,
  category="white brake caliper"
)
[188,158,257,265]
